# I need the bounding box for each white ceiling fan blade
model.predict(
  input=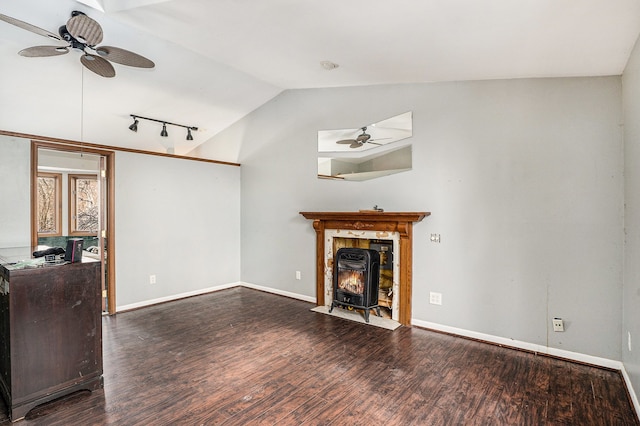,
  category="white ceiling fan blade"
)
[19,46,69,57]
[0,13,62,41]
